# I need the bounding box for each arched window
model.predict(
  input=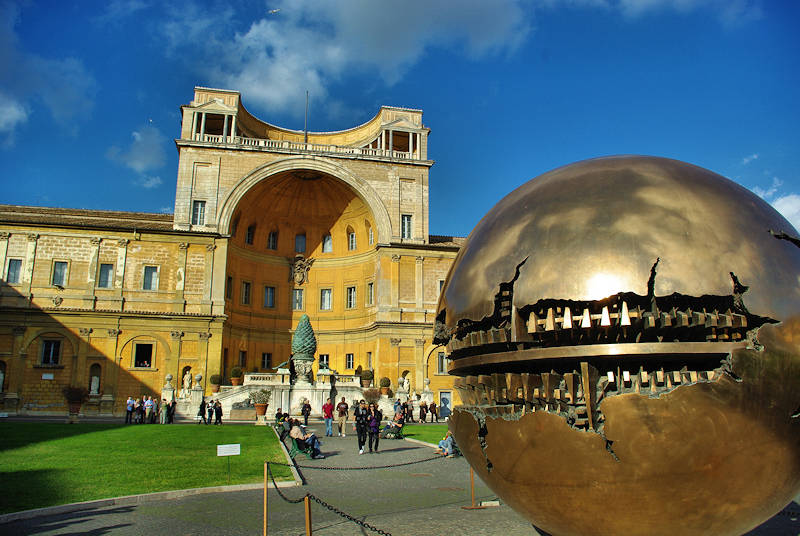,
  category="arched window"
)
[267,230,278,250]
[347,227,356,251]
[322,234,332,253]
[295,233,306,253]
[366,222,374,245]
[89,363,101,394]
